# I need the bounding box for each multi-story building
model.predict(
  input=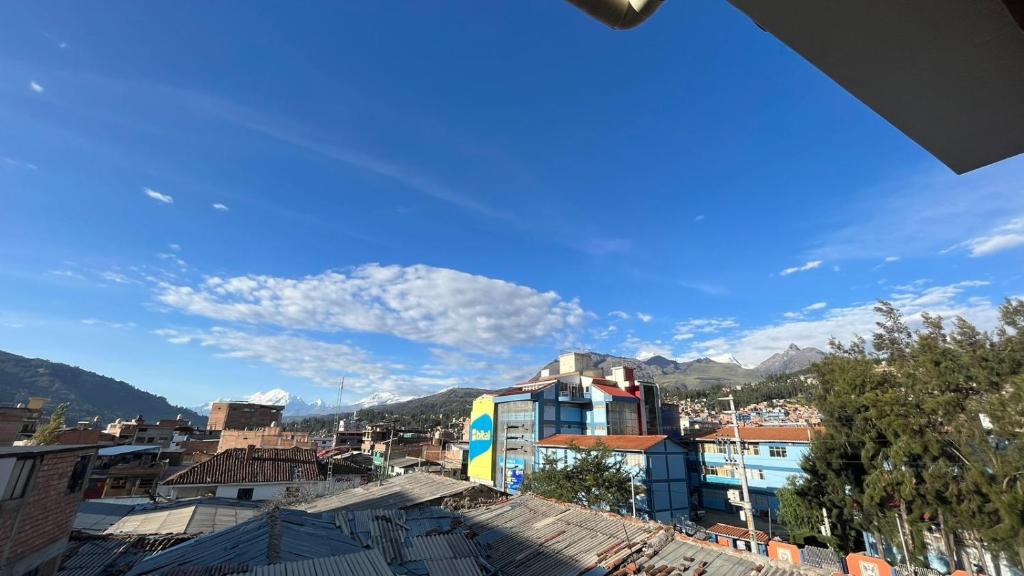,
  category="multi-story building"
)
[0,397,48,445]
[0,444,97,576]
[468,352,664,494]
[217,426,312,451]
[206,402,284,431]
[84,444,163,499]
[536,434,690,524]
[685,426,818,515]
